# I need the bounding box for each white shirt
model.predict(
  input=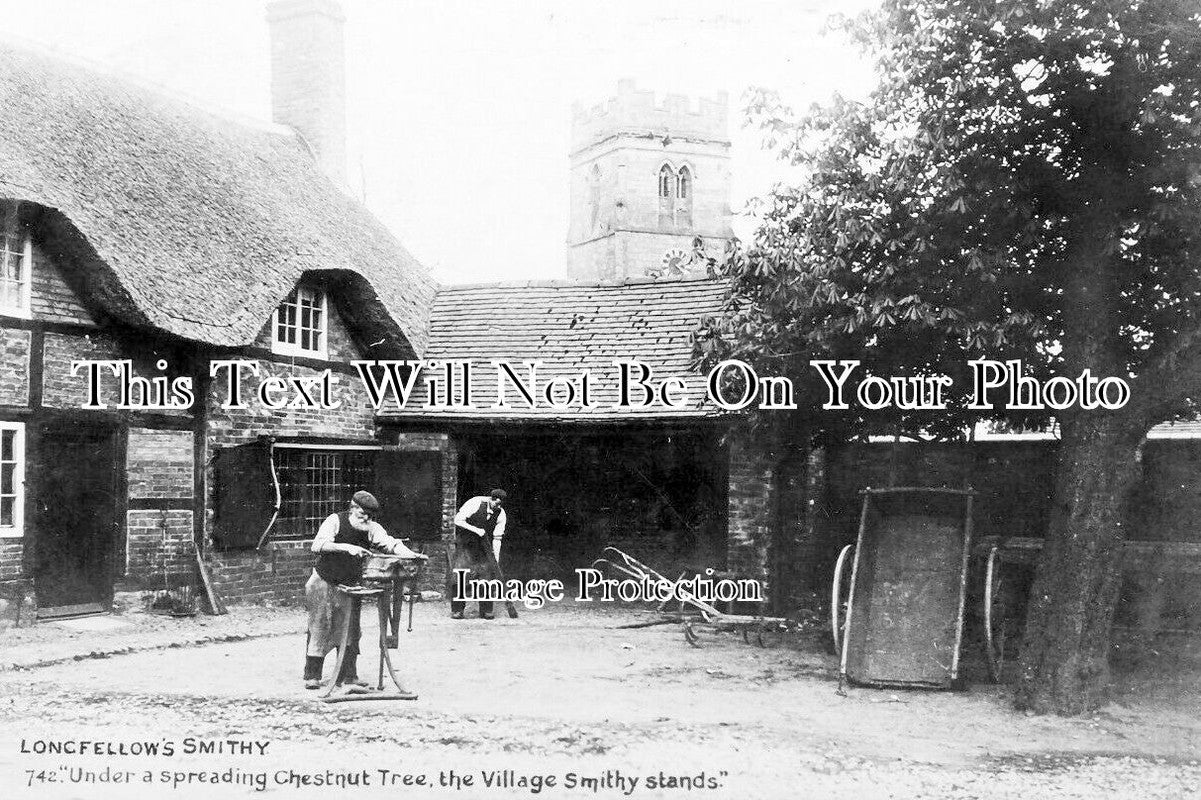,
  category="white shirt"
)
[310,513,420,557]
[453,496,507,539]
